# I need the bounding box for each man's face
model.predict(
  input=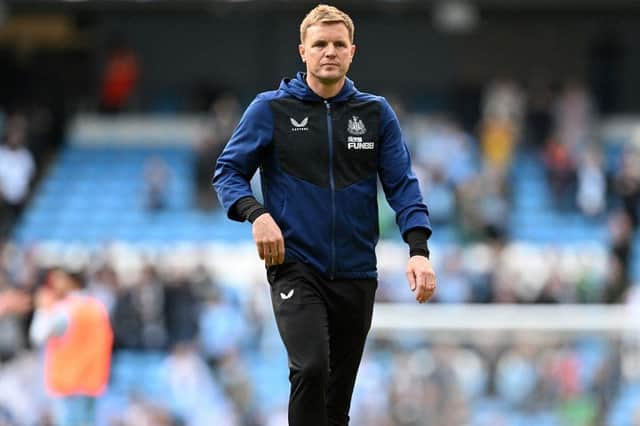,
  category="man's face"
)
[299,22,355,86]
[49,270,72,297]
